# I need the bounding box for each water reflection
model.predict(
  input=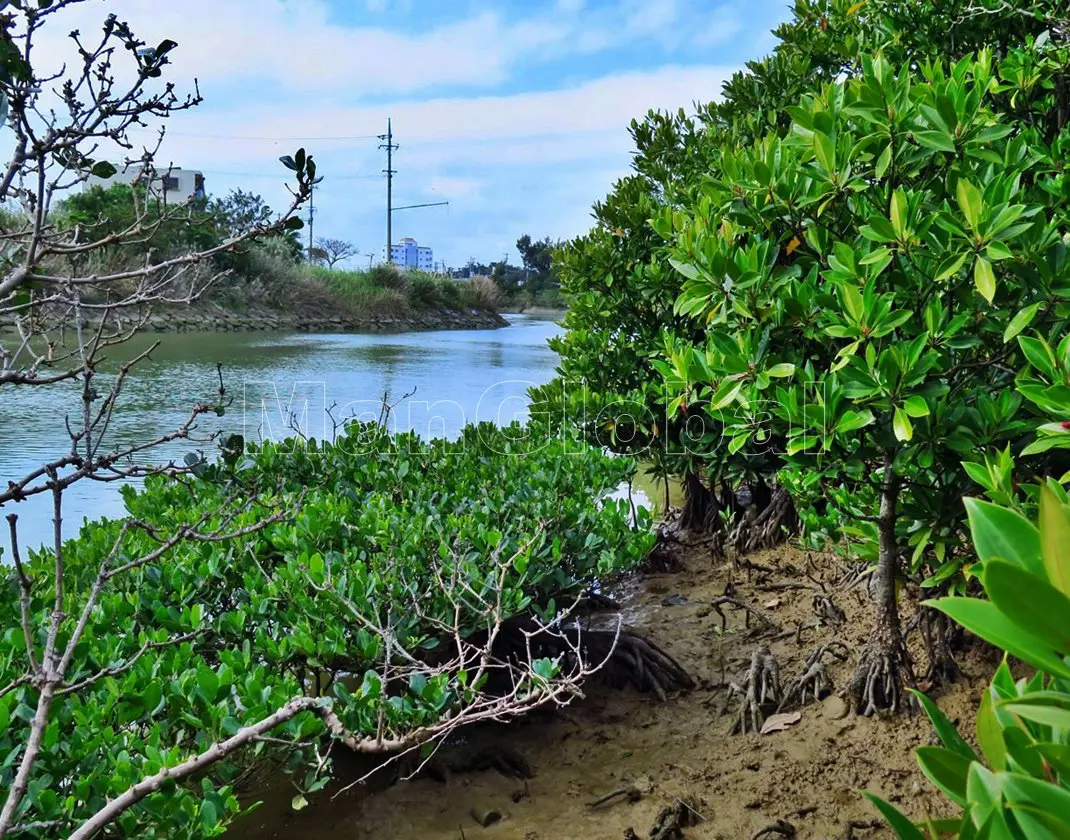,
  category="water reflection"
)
[0,315,564,551]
